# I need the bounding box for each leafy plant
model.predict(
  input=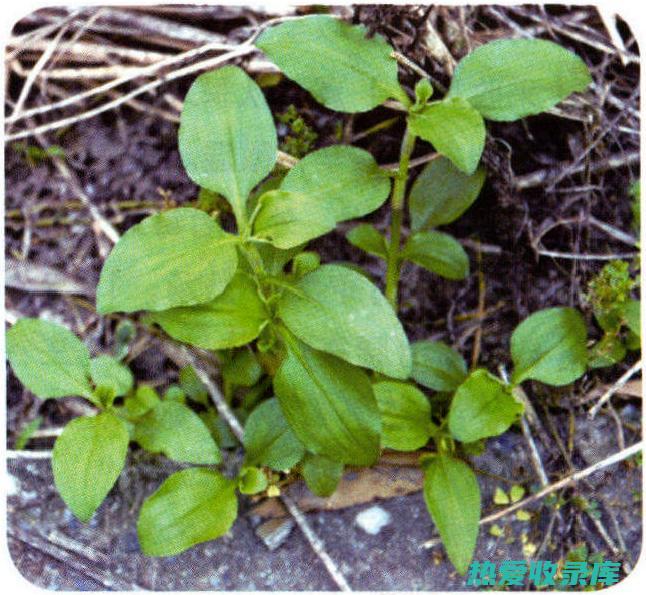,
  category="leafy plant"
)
[586,260,641,367]
[6,14,598,575]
